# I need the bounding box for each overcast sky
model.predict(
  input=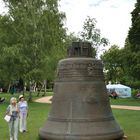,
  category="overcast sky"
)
[0,0,136,49]
[59,0,136,48]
